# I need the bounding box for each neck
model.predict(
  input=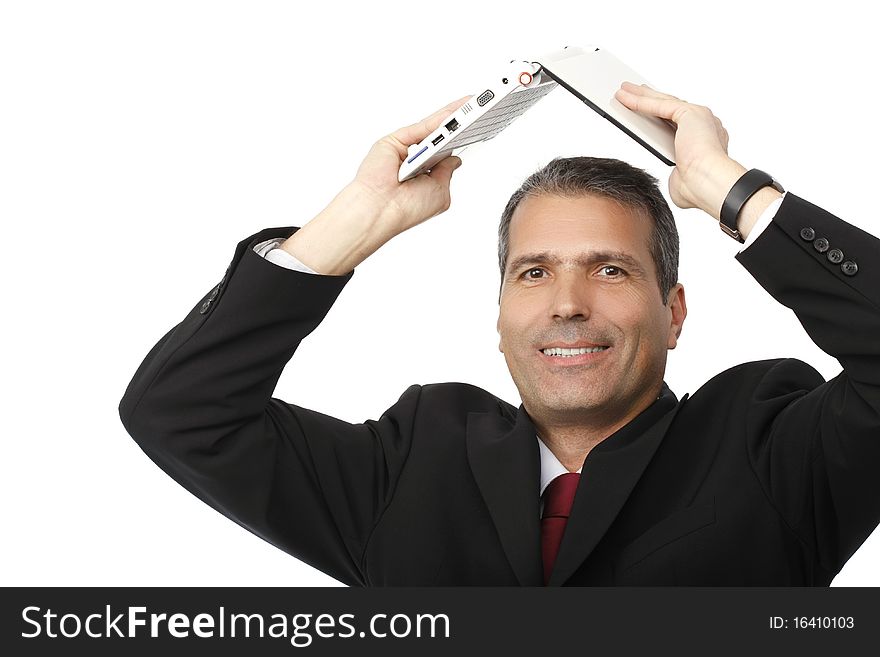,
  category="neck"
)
[530,384,663,472]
